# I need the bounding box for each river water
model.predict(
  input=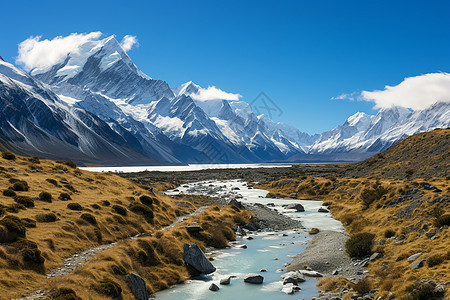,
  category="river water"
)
[156,180,344,299]
[80,163,291,173]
